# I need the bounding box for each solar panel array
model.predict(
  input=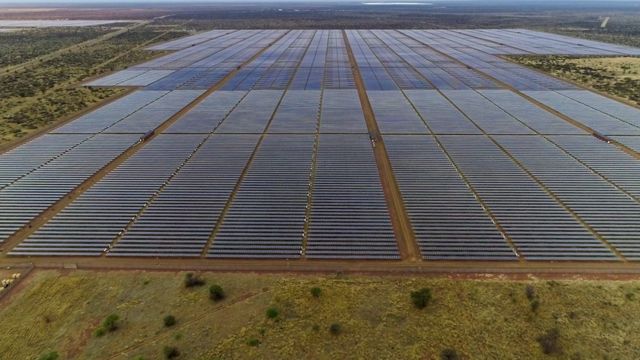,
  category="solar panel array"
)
[4,28,640,263]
